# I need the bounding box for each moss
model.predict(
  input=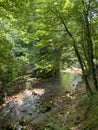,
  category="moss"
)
[19,117,28,126]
